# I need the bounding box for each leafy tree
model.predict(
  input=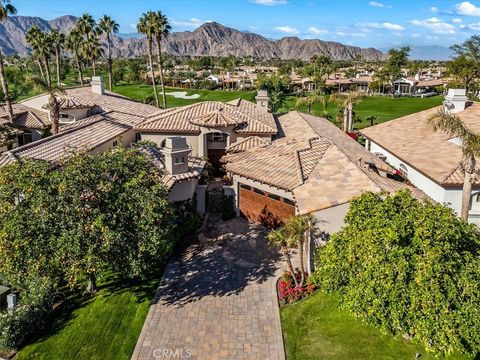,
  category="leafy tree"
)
[314,190,480,357]
[447,55,477,94]
[428,110,480,220]
[295,93,326,114]
[329,91,364,132]
[382,46,410,97]
[256,73,291,113]
[54,148,175,293]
